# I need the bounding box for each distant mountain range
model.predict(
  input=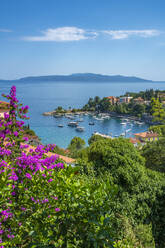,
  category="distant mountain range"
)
[0,73,152,82]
